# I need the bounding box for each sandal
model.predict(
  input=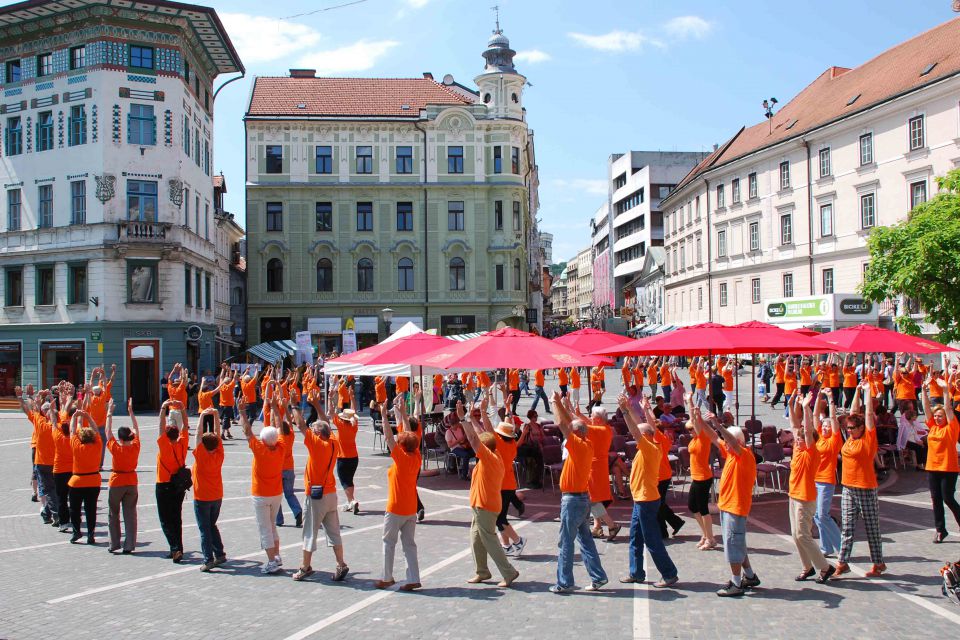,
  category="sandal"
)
[292,566,314,581]
[591,527,605,539]
[794,567,815,581]
[607,525,622,542]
